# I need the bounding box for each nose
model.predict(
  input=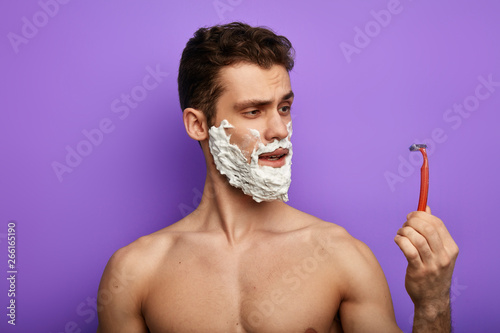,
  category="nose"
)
[263,111,289,143]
